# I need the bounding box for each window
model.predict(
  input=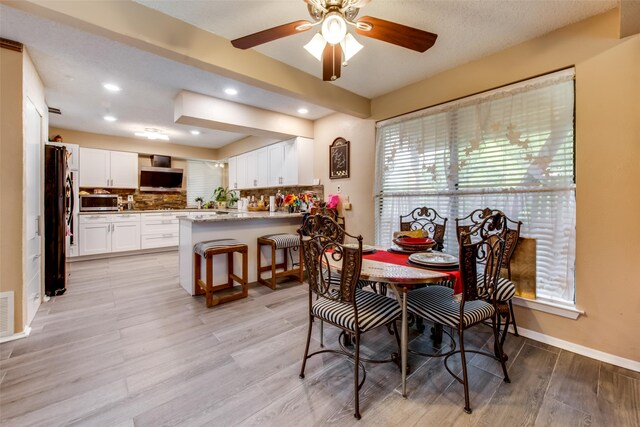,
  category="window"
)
[186,160,223,206]
[375,69,576,305]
